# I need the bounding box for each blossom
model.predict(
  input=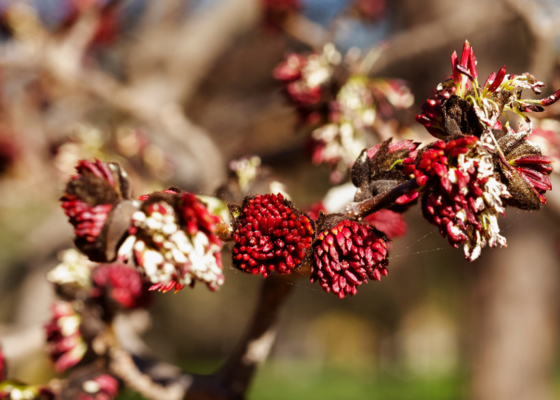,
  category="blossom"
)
[91,264,151,311]
[310,218,388,298]
[496,127,553,209]
[273,44,342,120]
[413,40,558,259]
[117,193,224,293]
[309,76,374,183]
[47,249,94,290]
[78,374,119,400]
[365,209,407,239]
[0,384,54,400]
[60,159,131,261]
[232,193,315,276]
[417,138,510,261]
[45,301,87,372]
[417,40,560,141]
